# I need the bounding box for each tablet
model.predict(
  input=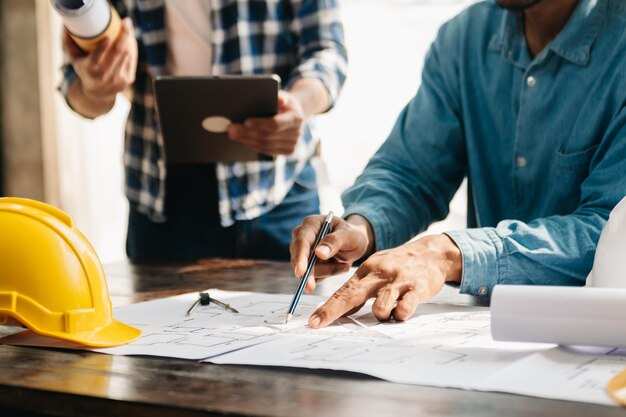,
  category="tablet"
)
[153,75,280,163]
